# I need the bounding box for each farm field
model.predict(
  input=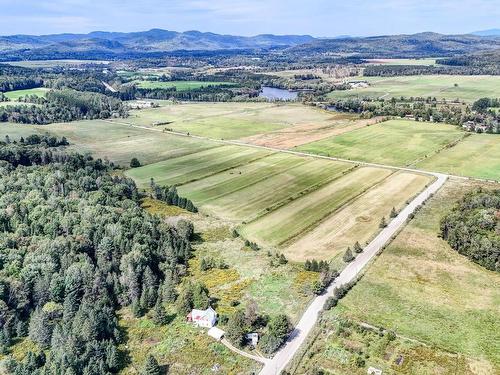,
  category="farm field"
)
[0,120,214,166]
[417,133,500,180]
[335,178,500,372]
[327,75,500,102]
[365,58,440,65]
[114,102,361,140]
[125,145,273,187]
[285,171,432,261]
[134,80,237,90]
[194,158,353,222]
[238,167,392,249]
[297,119,464,167]
[3,87,49,100]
